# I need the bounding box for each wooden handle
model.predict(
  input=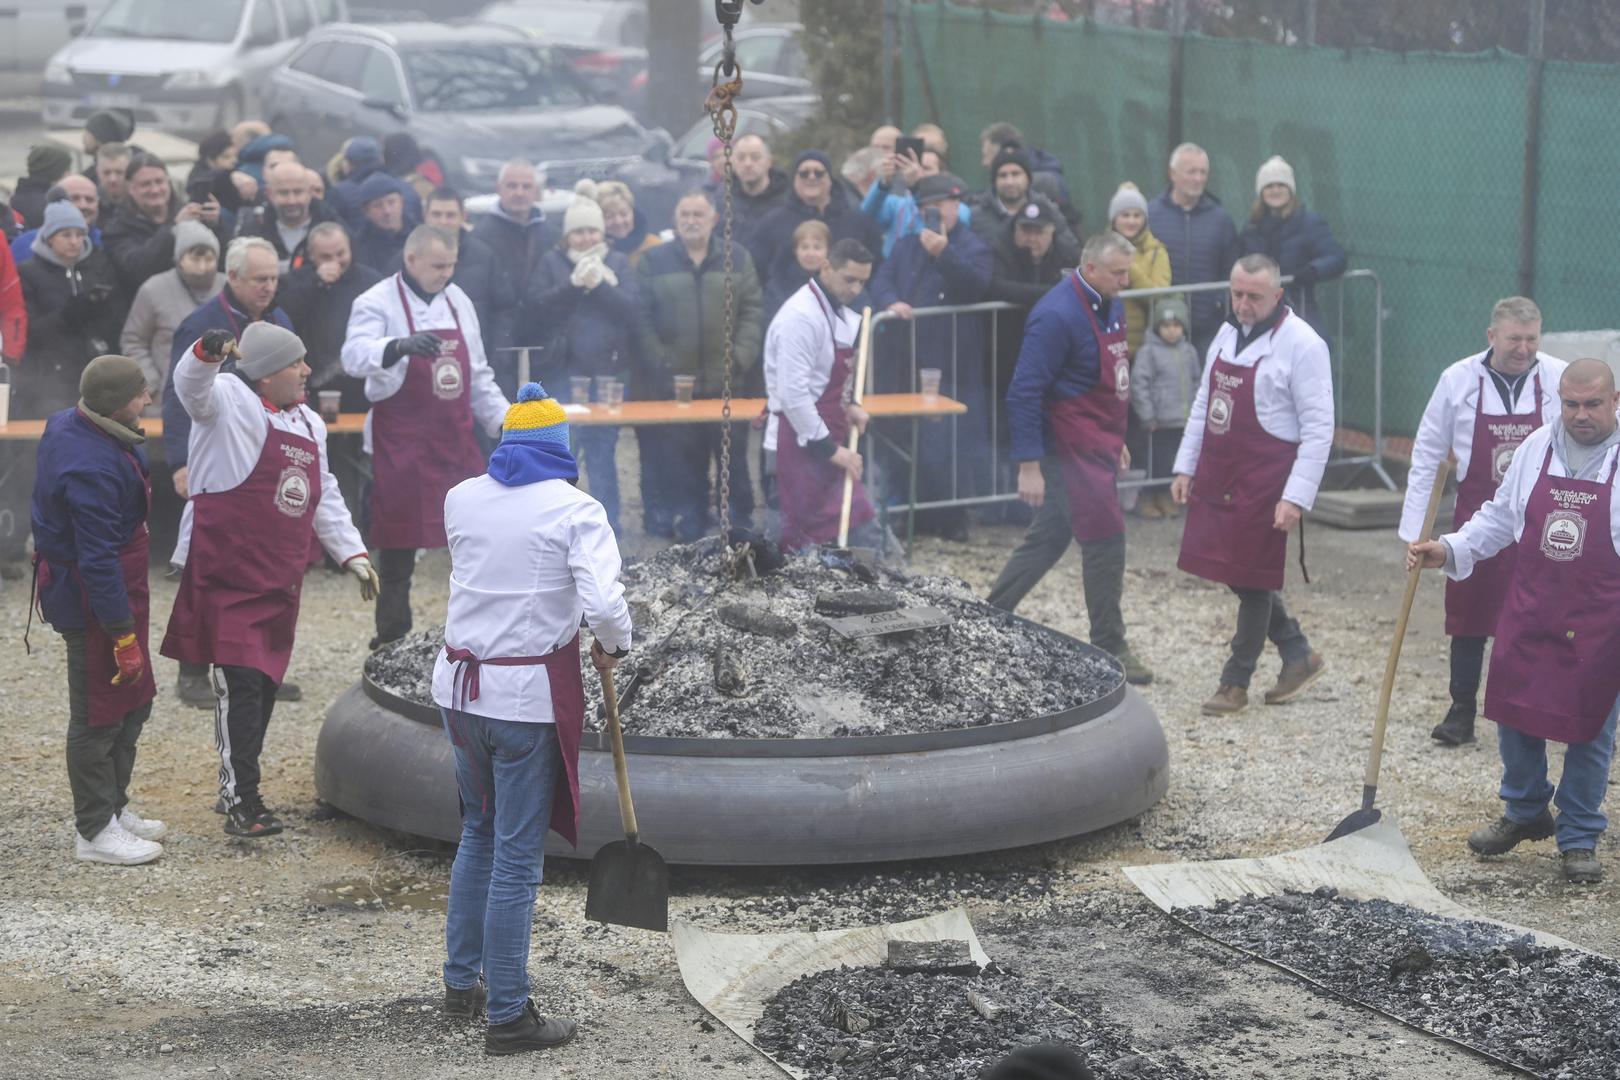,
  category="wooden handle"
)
[1363,459,1452,797]
[836,306,875,548]
[601,667,639,841]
